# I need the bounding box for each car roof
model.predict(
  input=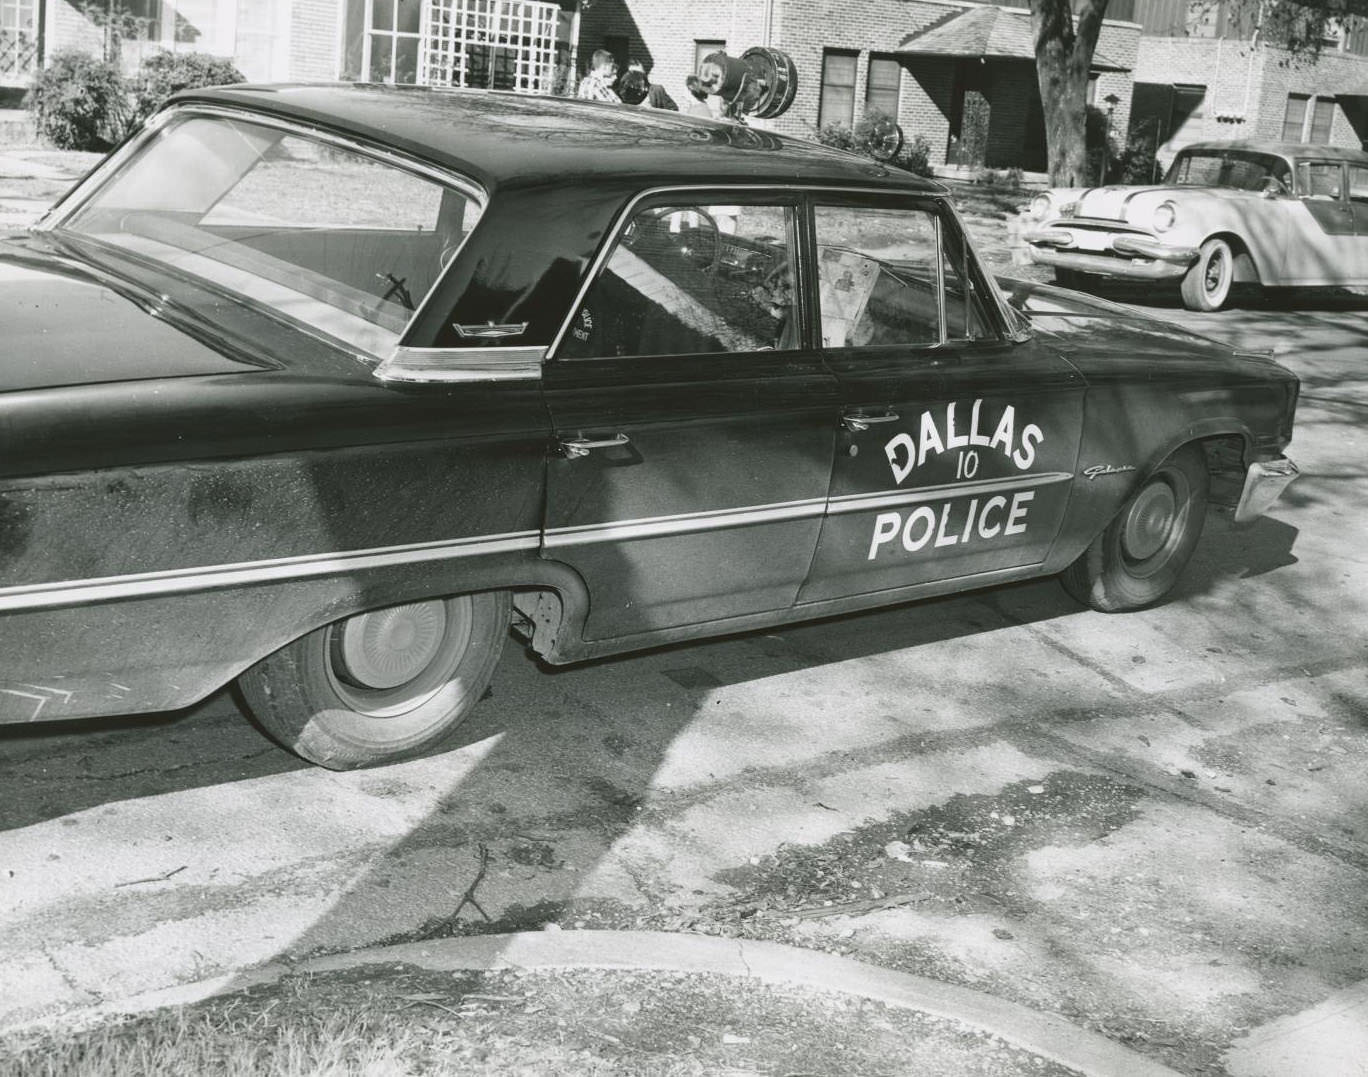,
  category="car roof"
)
[170,83,944,196]
[1178,139,1368,164]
